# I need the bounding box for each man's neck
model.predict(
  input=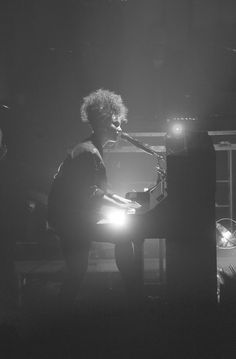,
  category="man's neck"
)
[92,131,108,148]
[89,132,104,157]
